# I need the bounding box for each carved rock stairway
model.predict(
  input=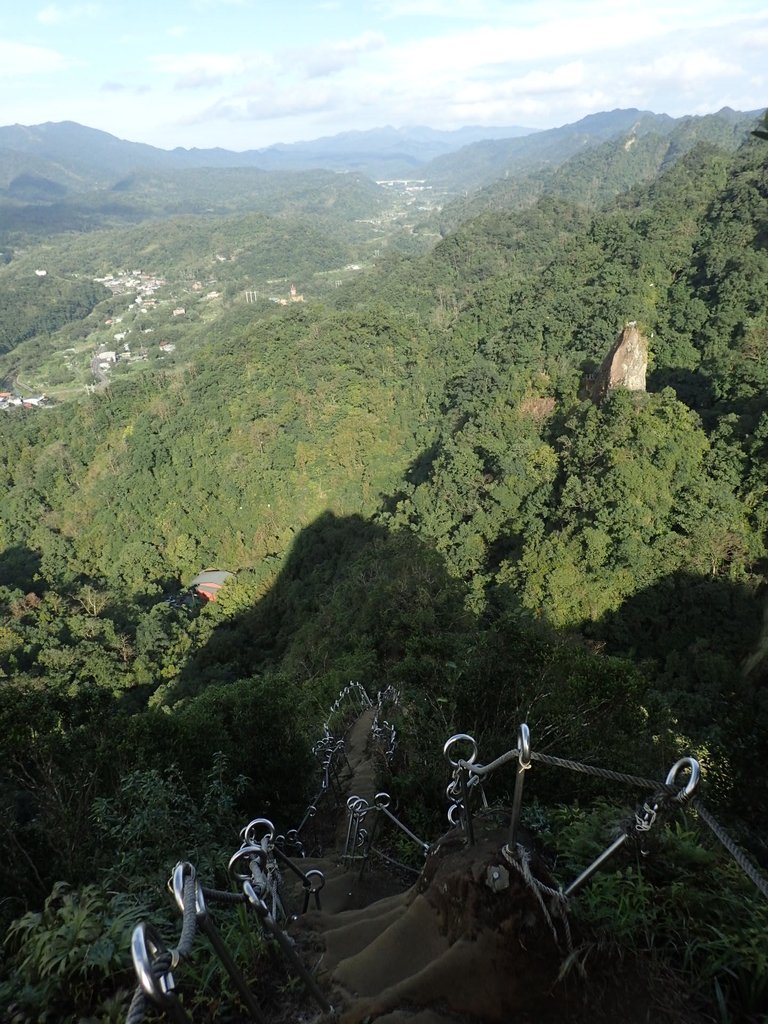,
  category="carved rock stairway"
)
[290,820,577,1024]
[279,711,573,1024]
[274,707,682,1024]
